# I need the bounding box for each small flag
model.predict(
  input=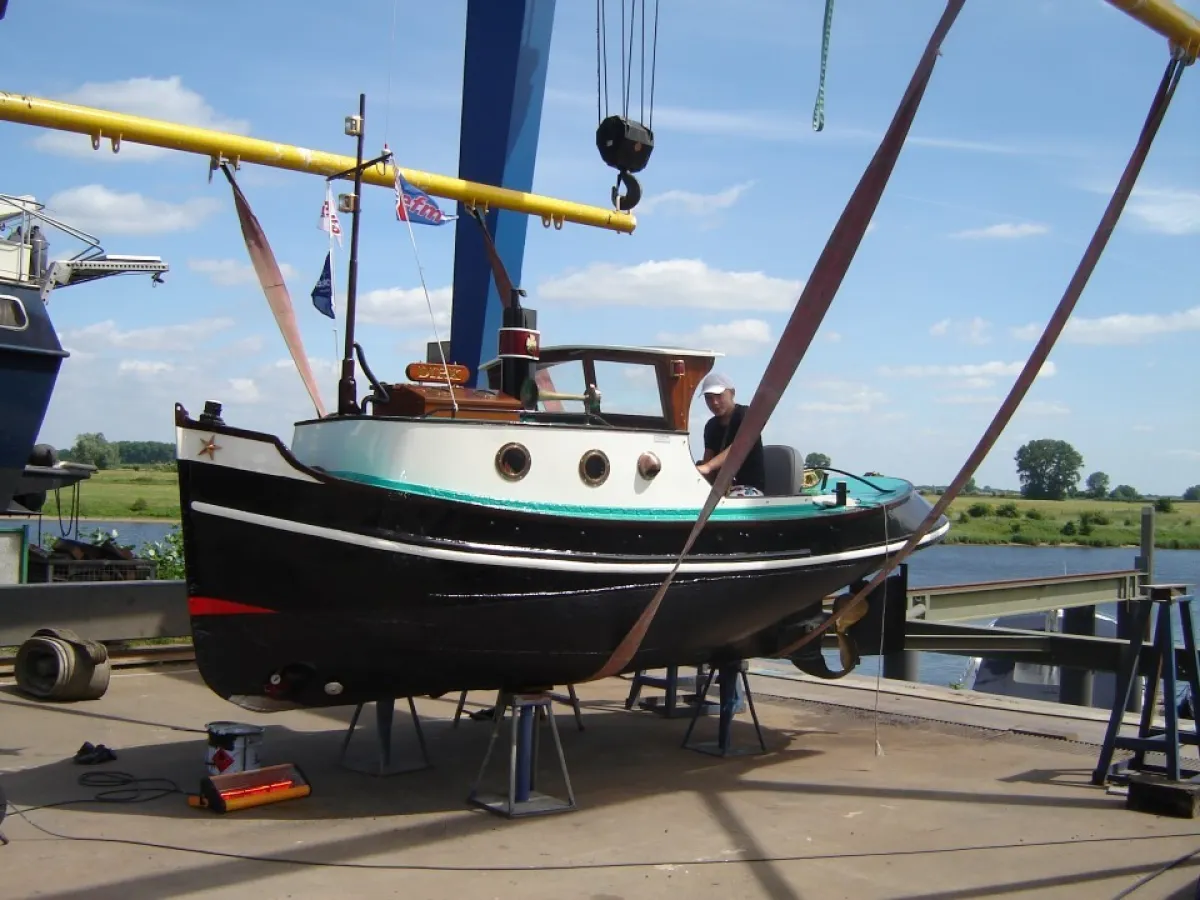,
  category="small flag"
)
[319,185,343,247]
[311,252,335,319]
[395,169,456,227]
